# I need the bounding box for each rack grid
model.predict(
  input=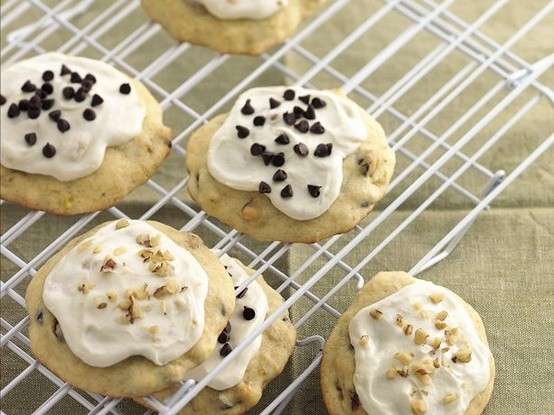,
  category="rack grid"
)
[1,0,552,414]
